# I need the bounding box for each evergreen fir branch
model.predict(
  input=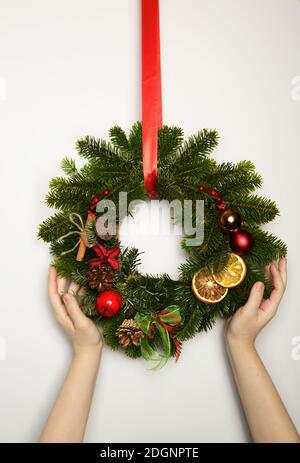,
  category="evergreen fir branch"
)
[128,122,142,159]
[50,234,79,257]
[80,291,98,318]
[157,170,185,201]
[52,254,89,278]
[109,126,130,152]
[226,194,279,225]
[102,313,125,350]
[207,161,262,194]
[46,186,91,211]
[158,125,184,162]
[76,136,122,161]
[173,157,217,181]
[123,345,142,359]
[177,305,203,341]
[61,157,78,176]
[38,211,70,242]
[46,175,98,209]
[174,285,213,340]
[80,158,130,177]
[246,225,287,264]
[70,271,89,286]
[182,210,227,256]
[118,247,141,279]
[176,129,219,162]
[198,313,218,332]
